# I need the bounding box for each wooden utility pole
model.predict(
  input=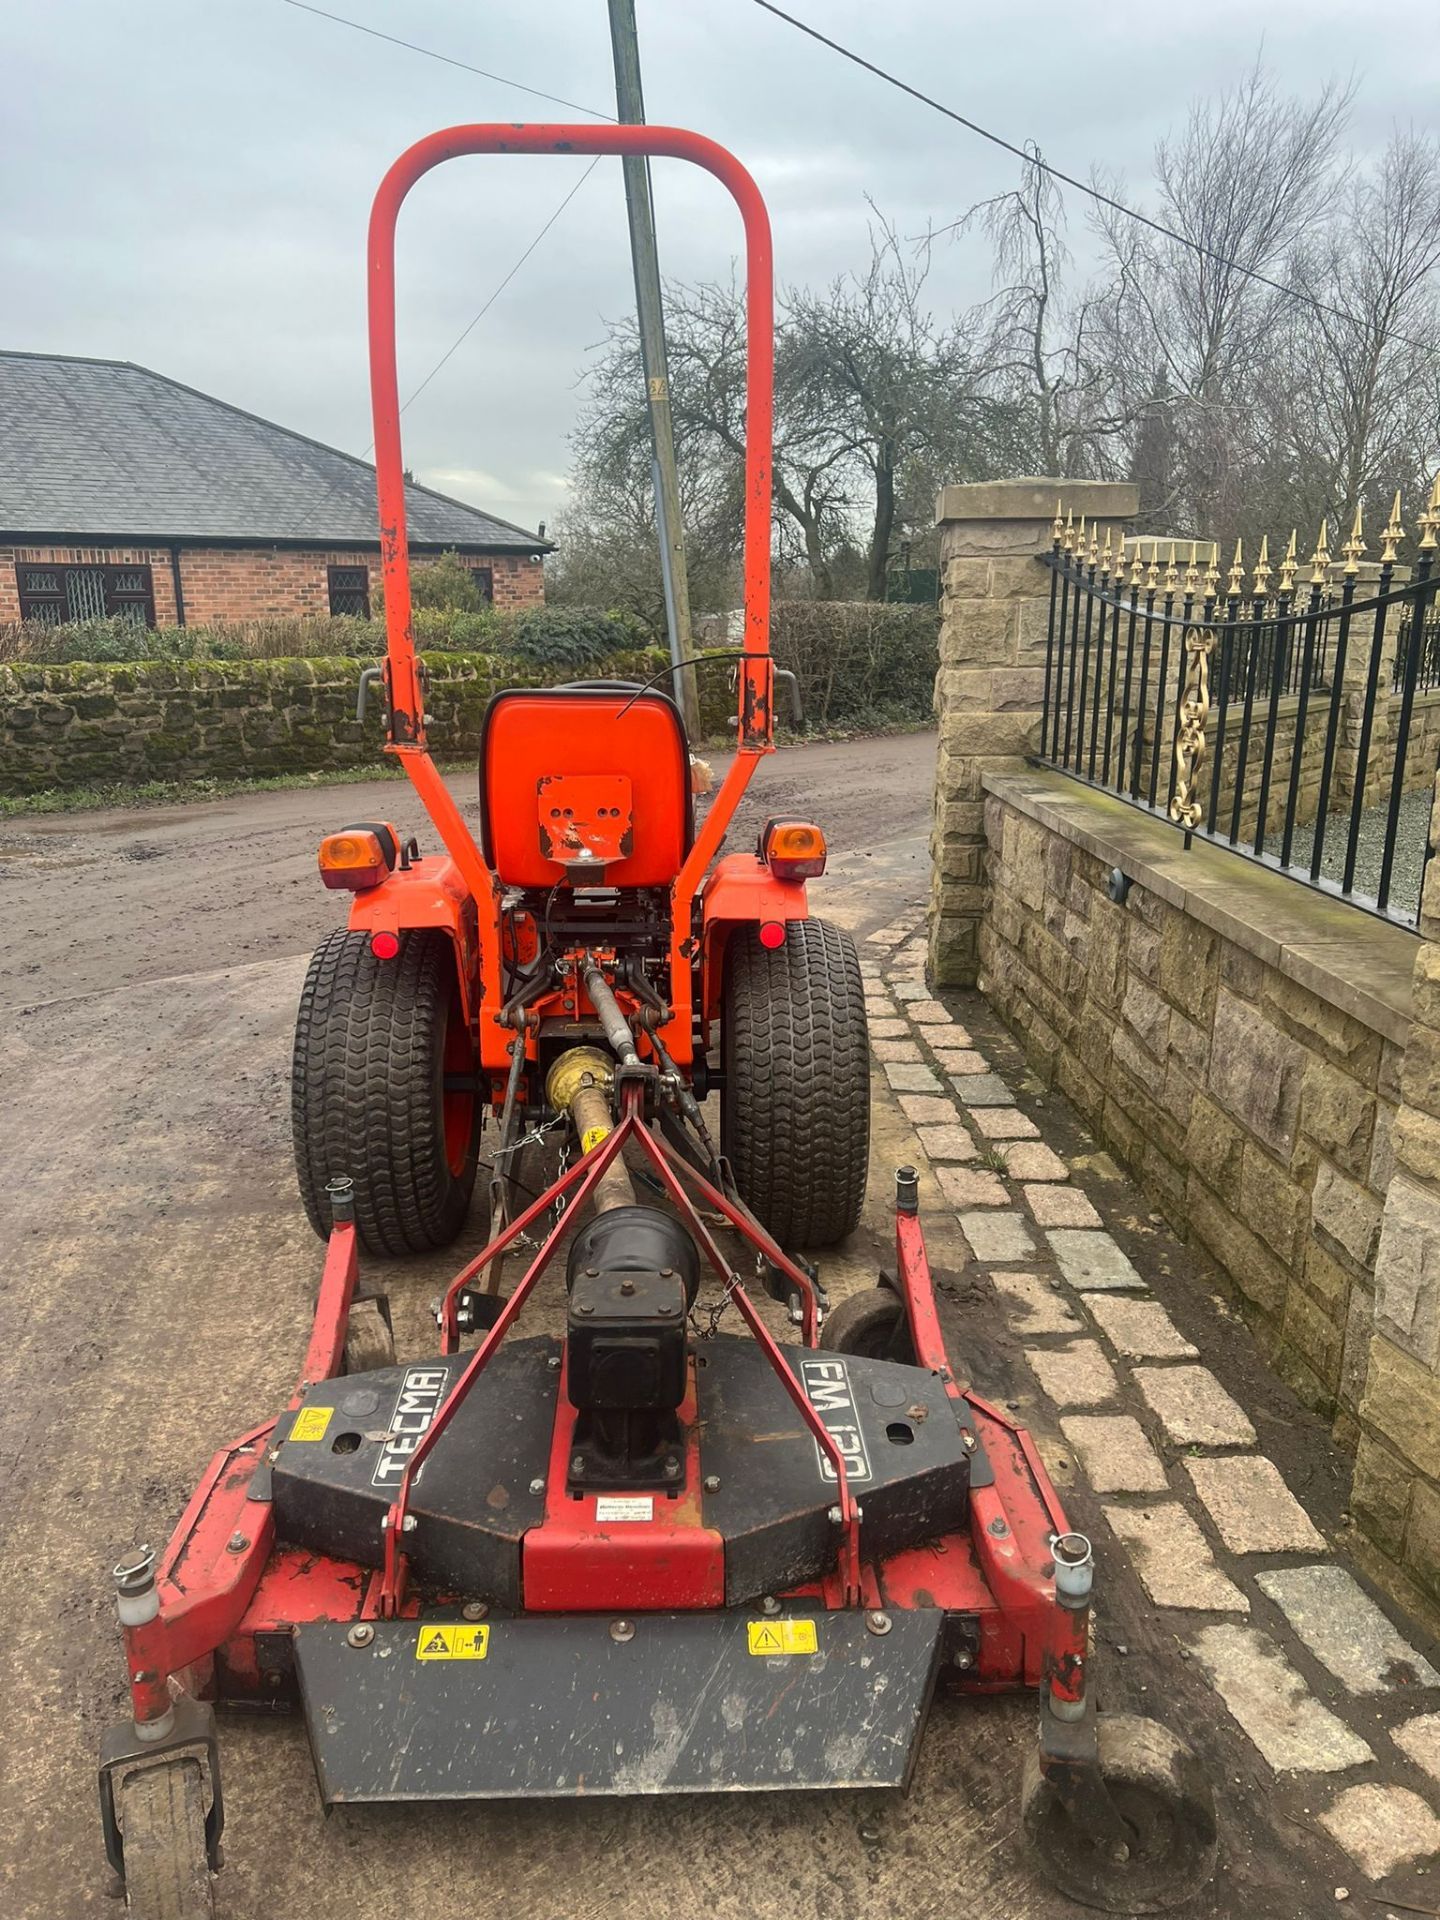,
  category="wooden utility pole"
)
[606,0,700,735]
